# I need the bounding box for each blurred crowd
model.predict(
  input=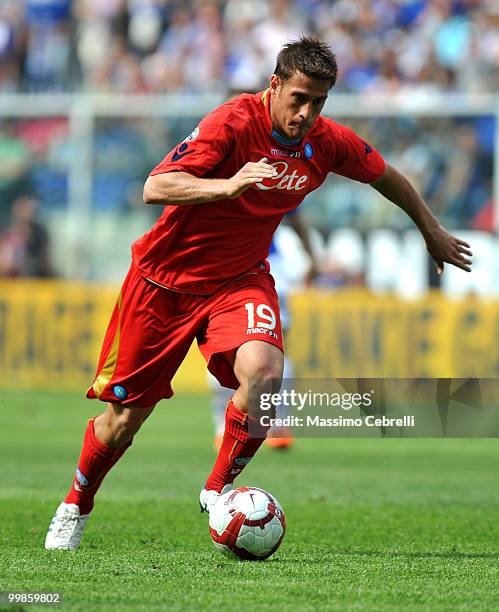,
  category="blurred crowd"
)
[0,0,497,279]
[0,195,53,277]
[0,0,498,94]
